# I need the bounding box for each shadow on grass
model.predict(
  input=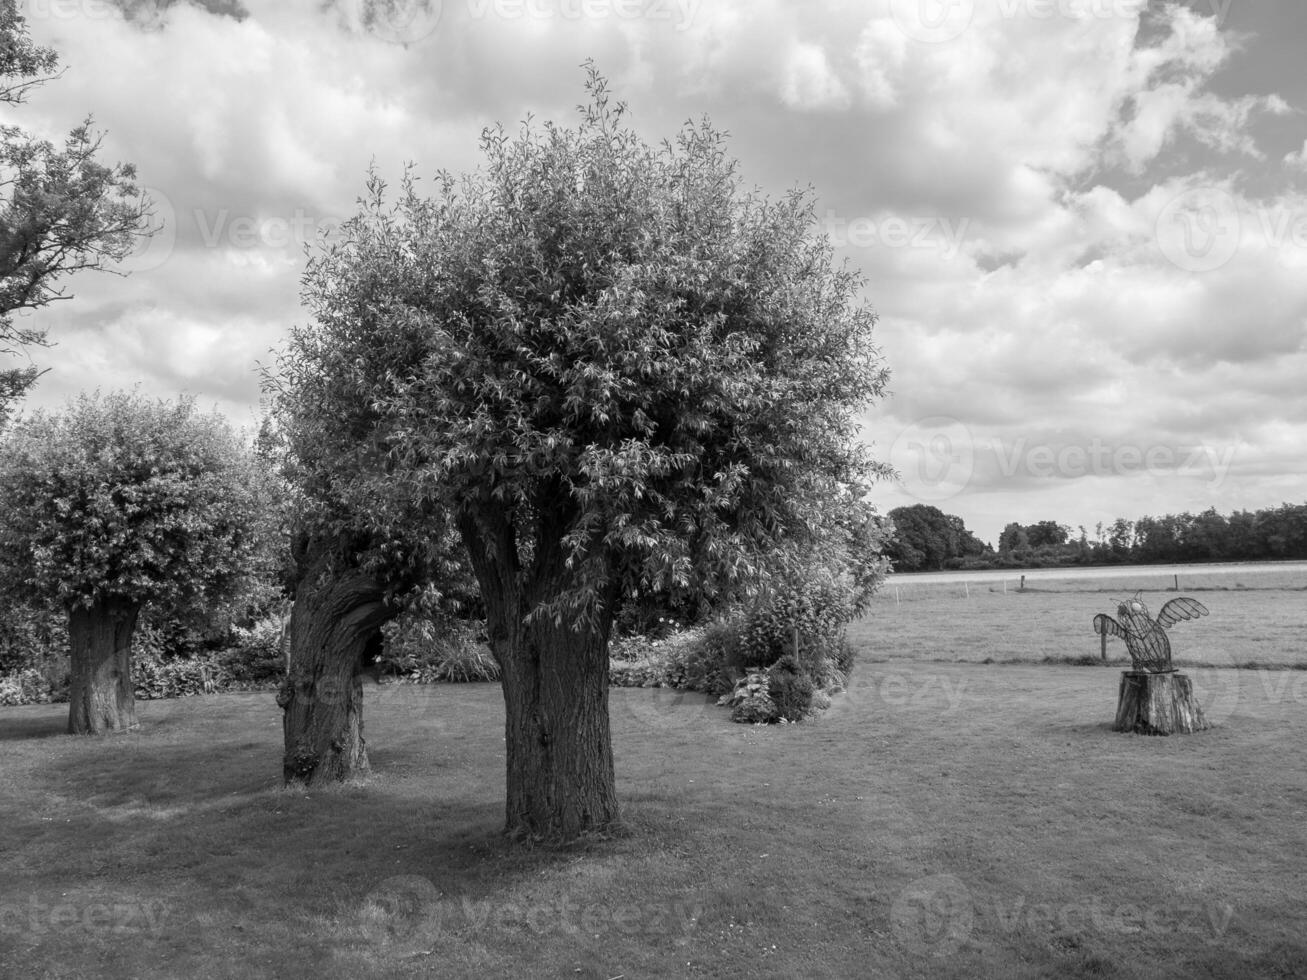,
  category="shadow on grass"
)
[0,706,69,741]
